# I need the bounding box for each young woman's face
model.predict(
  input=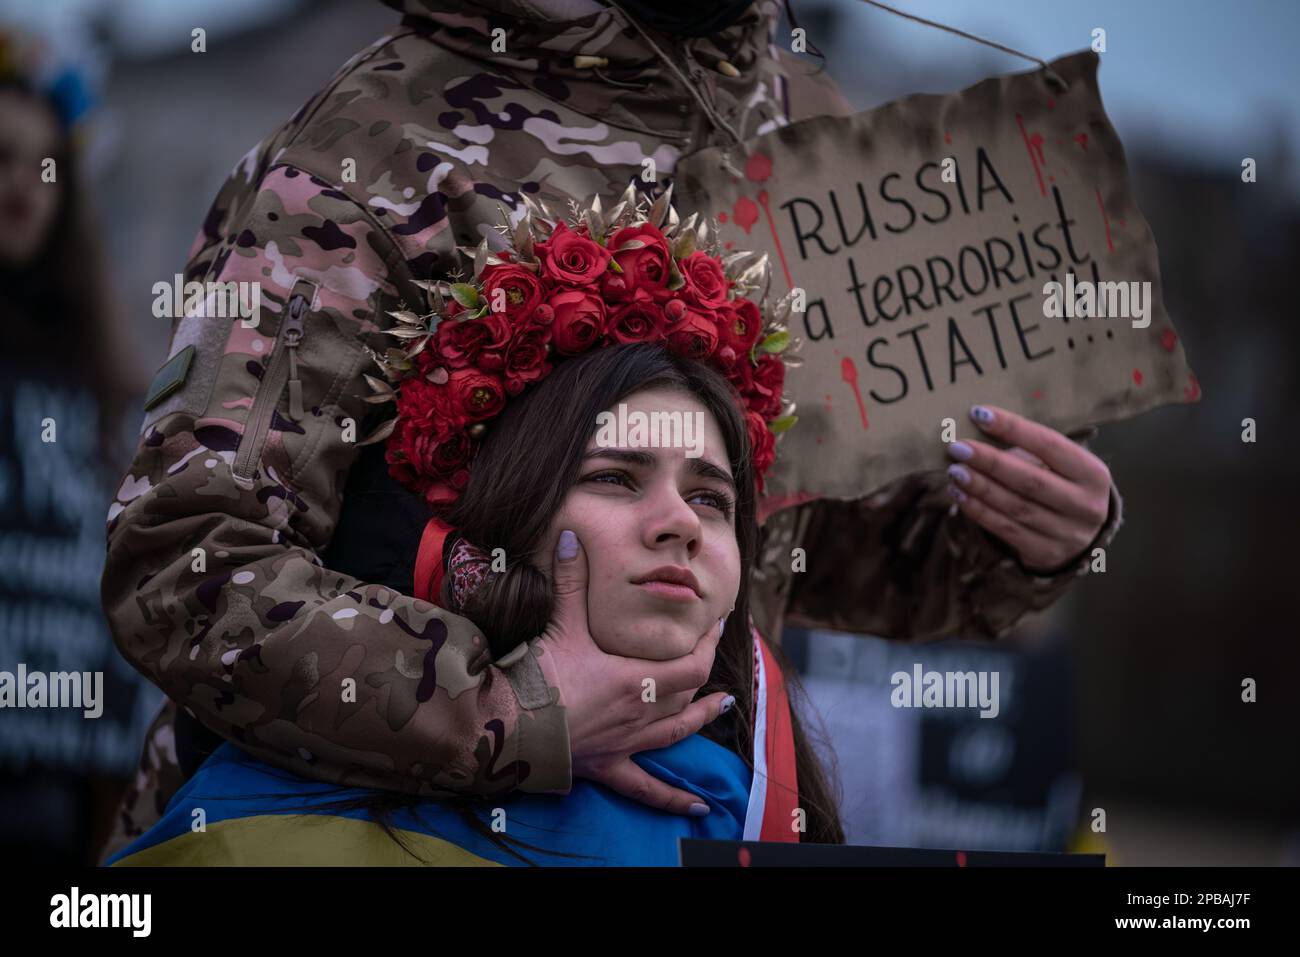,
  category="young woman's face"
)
[535,385,742,661]
[0,89,62,267]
